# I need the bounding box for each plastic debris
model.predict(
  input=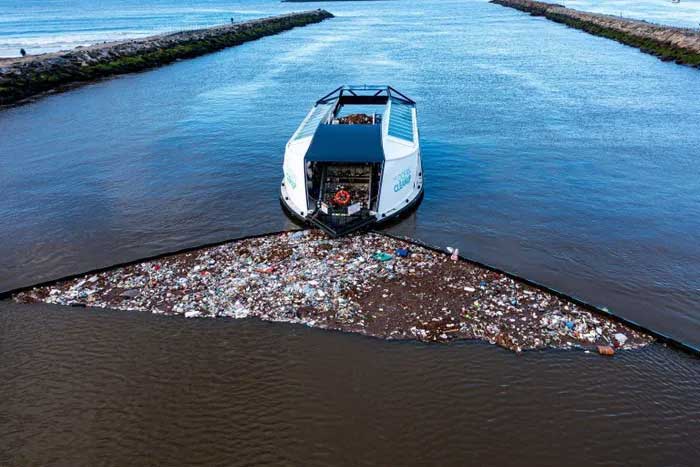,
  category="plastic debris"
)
[597,345,615,356]
[13,230,654,354]
[614,333,628,346]
[373,252,393,262]
[120,289,139,299]
[395,248,410,258]
[450,248,459,262]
